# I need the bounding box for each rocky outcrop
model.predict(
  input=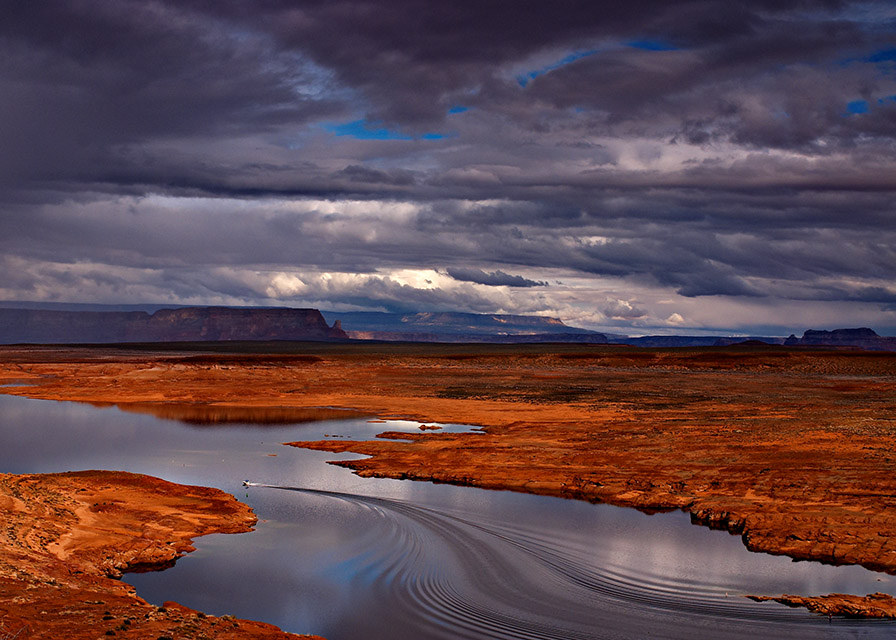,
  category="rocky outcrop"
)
[0,307,348,344]
[0,470,313,638]
[748,592,896,618]
[784,328,896,351]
